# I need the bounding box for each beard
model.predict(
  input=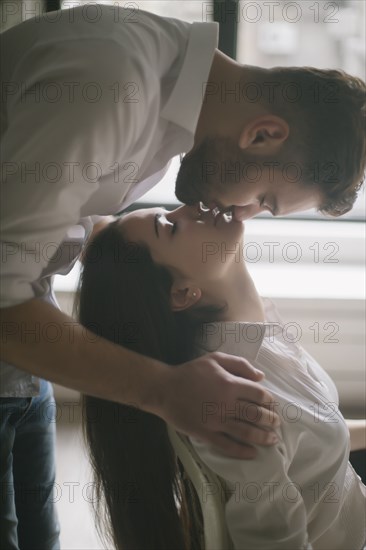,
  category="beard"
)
[175,135,281,207]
